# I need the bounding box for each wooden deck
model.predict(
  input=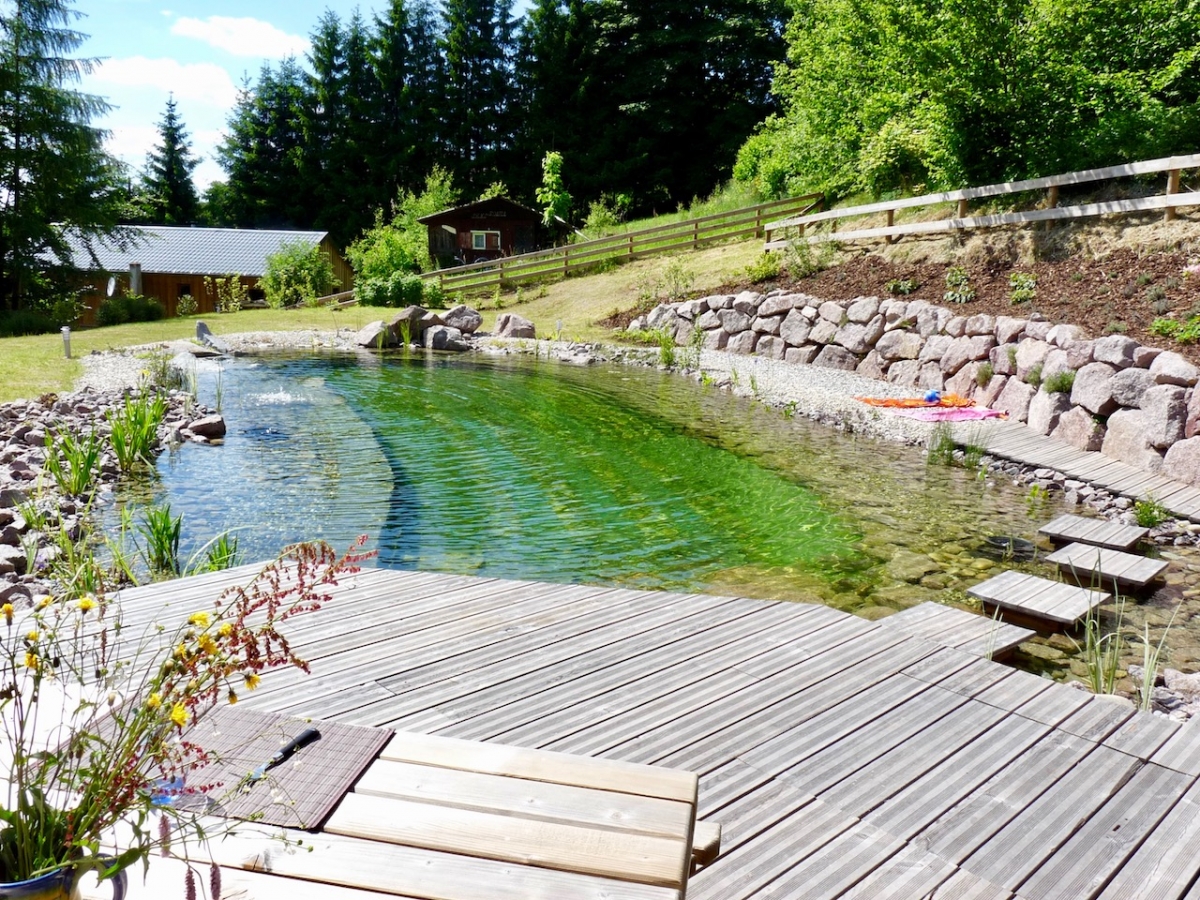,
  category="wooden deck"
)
[1038,513,1149,551]
[967,569,1112,627]
[881,601,1034,660]
[1045,542,1169,592]
[104,566,1200,900]
[952,418,1200,522]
